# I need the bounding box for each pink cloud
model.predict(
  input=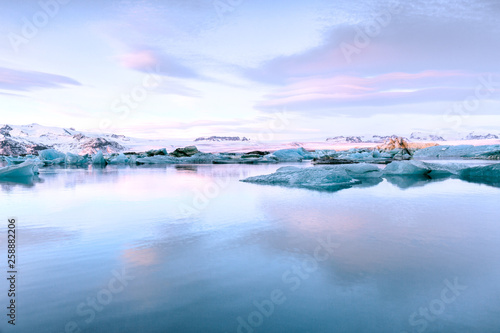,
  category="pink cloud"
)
[119,50,158,70]
[255,70,500,113]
